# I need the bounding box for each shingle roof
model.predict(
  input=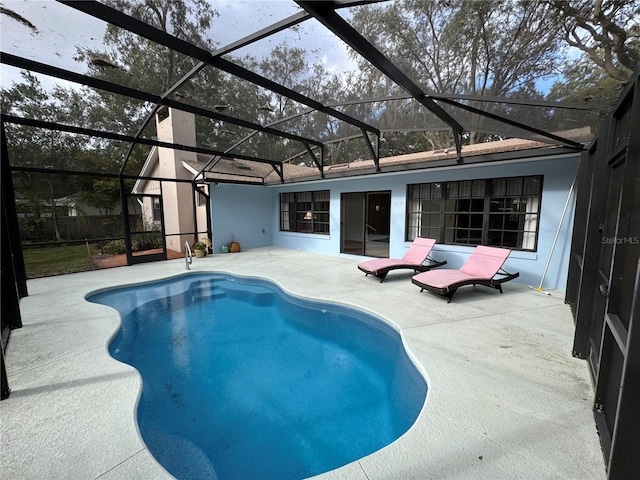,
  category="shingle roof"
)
[184,127,592,185]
